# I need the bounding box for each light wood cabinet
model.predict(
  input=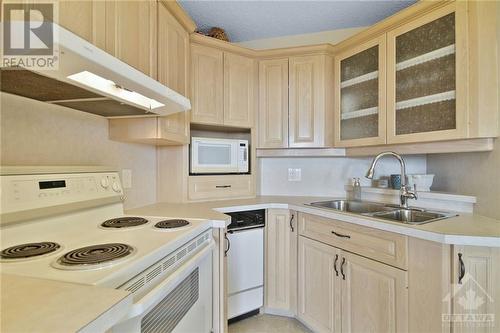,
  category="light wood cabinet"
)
[190,44,224,125]
[187,175,254,201]
[58,0,106,49]
[341,251,408,333]
[265,209,297,316]
[289,55,334,147]
[105,0,157,77]
[451,246,500,333]
[298,236,340,333]
[224,53,256,128]
[334,36,387,147]
[258,58,289,148]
